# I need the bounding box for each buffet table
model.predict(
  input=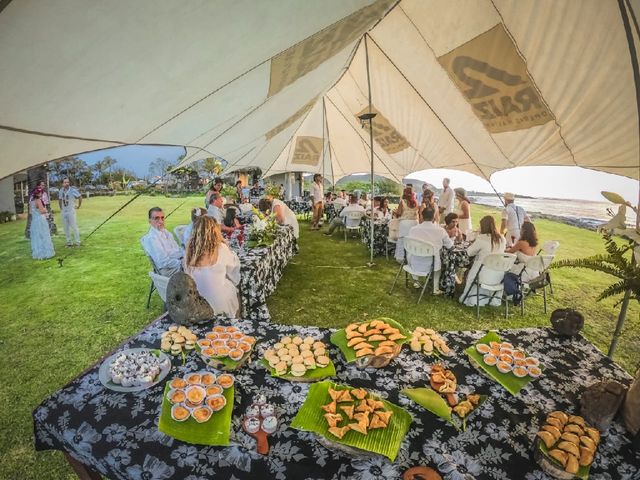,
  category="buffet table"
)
[360,218,389,257]
[235,225,297,321]
[33,315,639,479]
